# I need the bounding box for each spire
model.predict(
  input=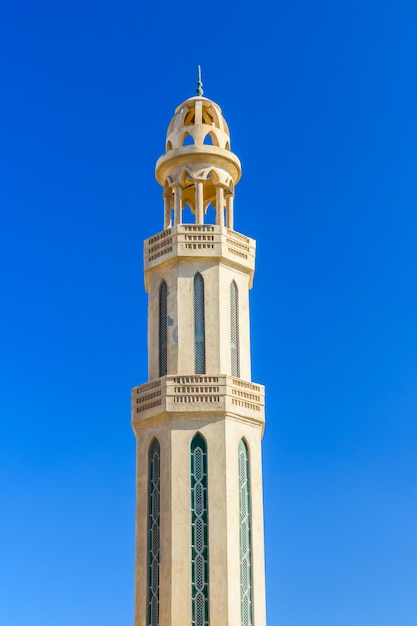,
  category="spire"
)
[196,65,204,96]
